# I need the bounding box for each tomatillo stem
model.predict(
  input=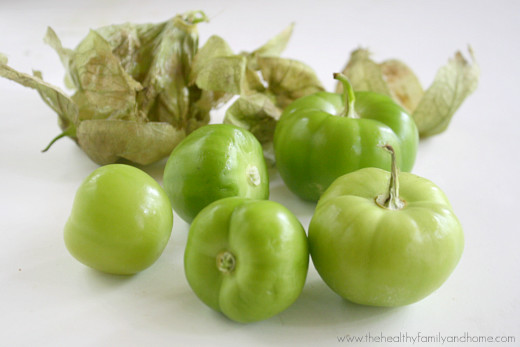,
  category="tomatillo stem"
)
[375,144,406,210]
[216,251,236,274]
[41,126,76,153]
[333,72,357,118]
[189,10,210,24]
